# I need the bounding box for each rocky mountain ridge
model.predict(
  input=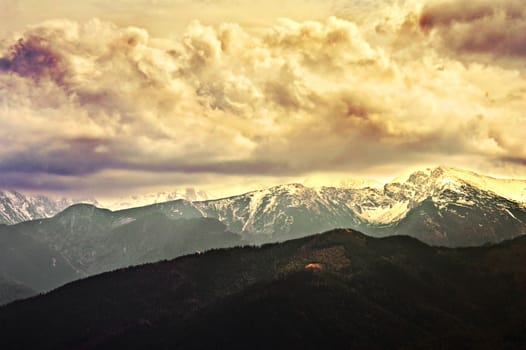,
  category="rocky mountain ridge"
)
[188,166,526,245]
